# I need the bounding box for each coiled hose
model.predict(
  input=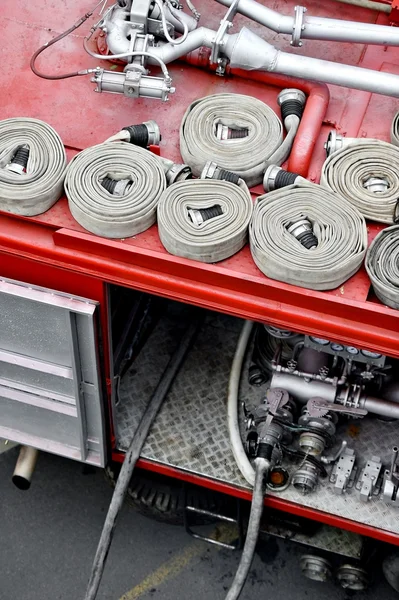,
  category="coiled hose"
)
[249,182,367,290]
[321,140,399,223]
[180,94,285,187]
[157,179,253,262]
[0,117,66,216]
[366,224,399,310]
[391,111,399,147]
[65,142,166,238]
